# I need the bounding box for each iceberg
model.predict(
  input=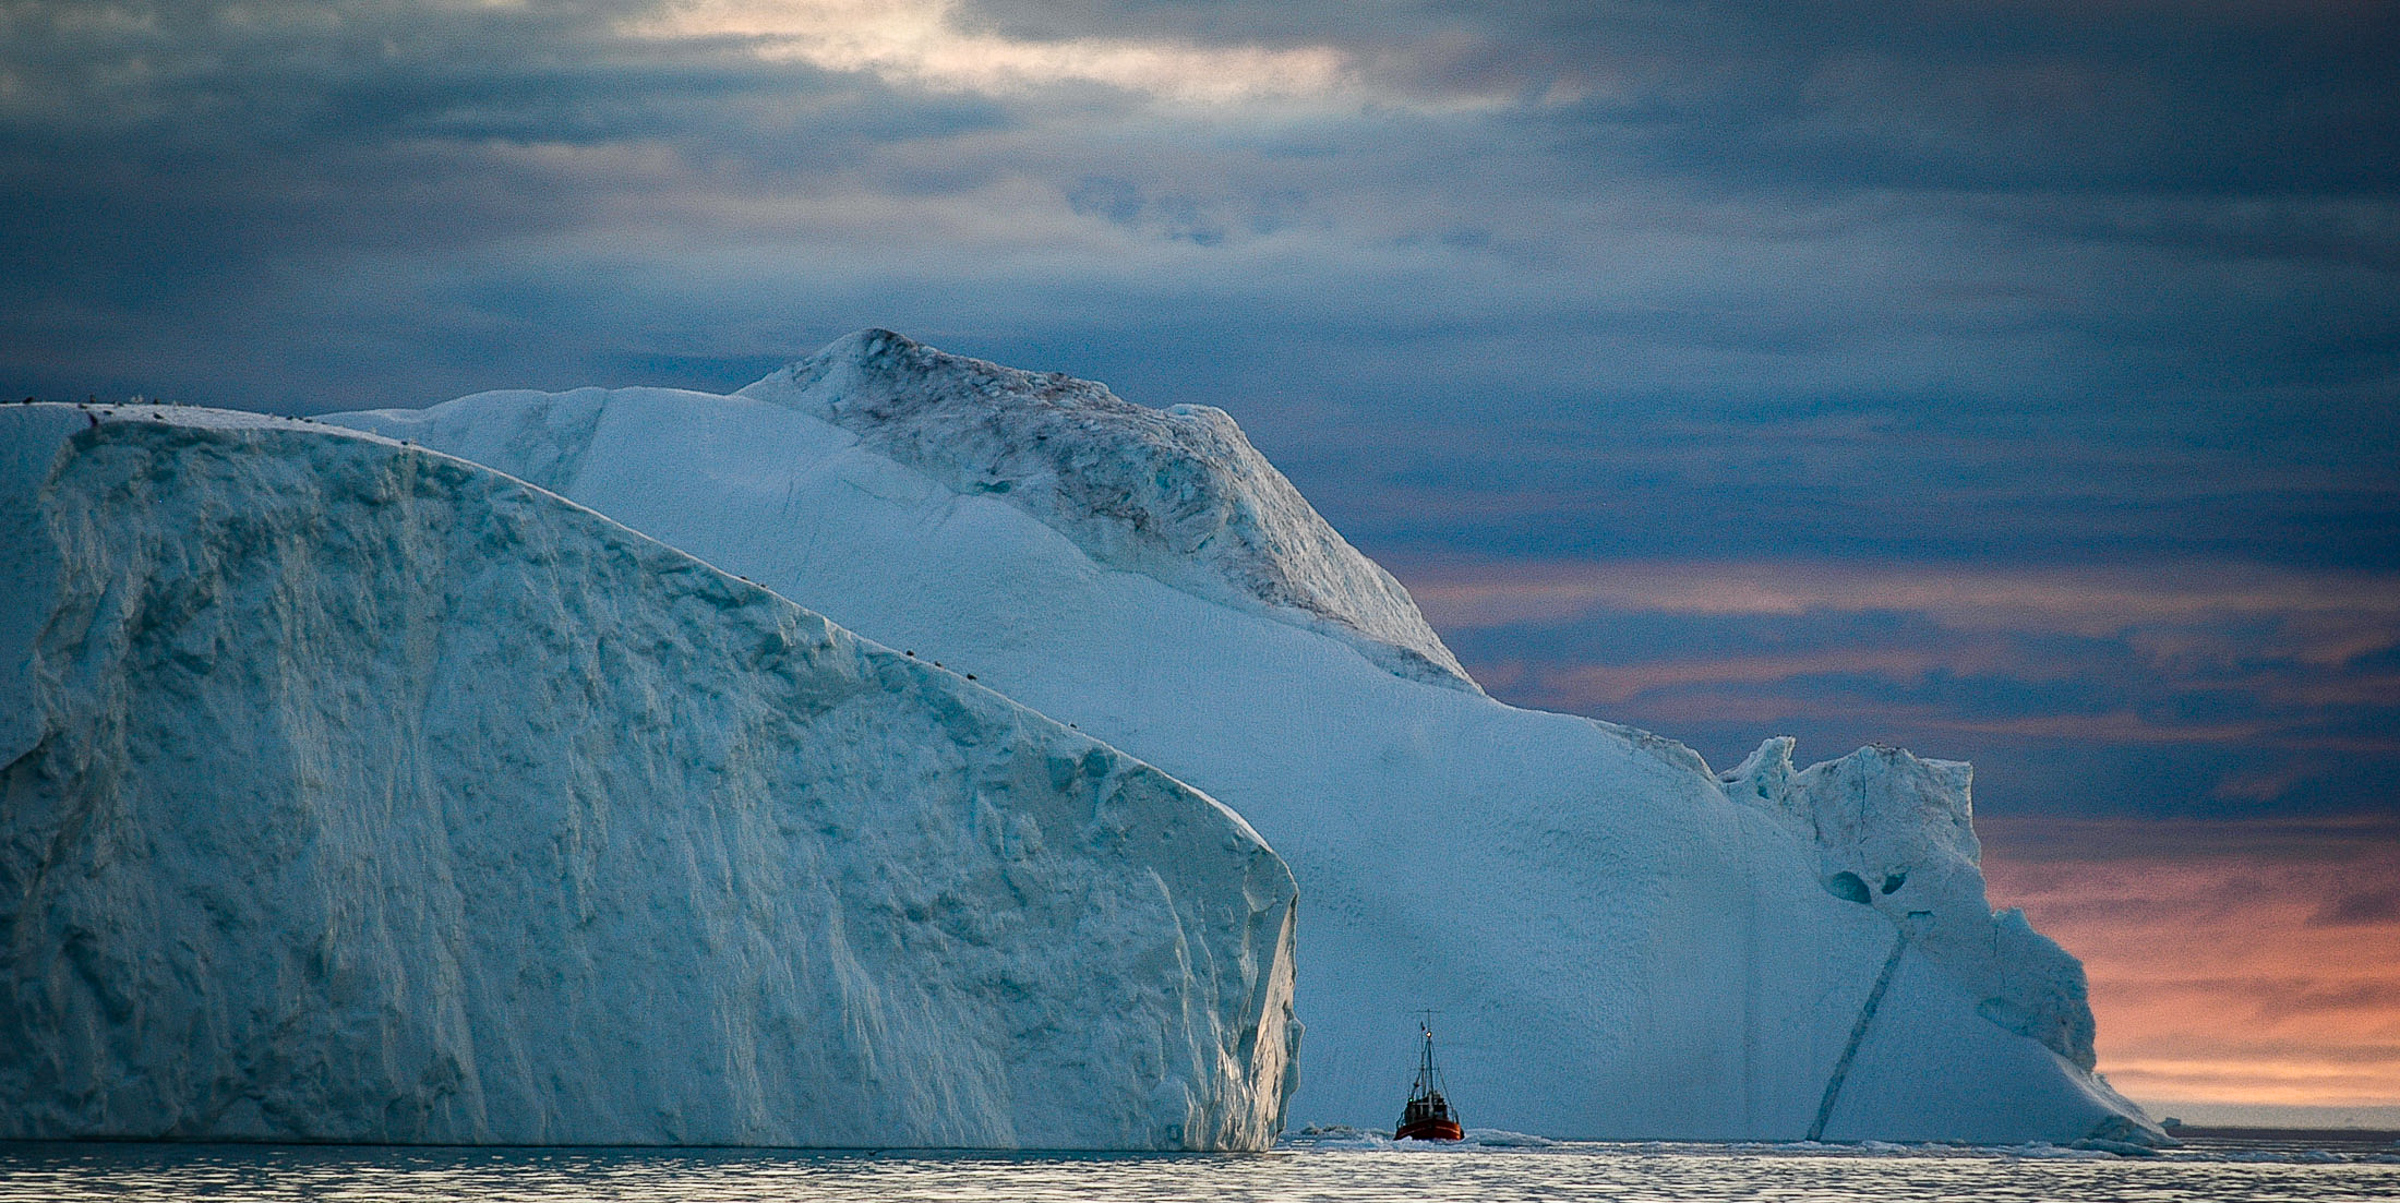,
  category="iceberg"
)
[328,330,2159,1144]
[0,403,1299,1148]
